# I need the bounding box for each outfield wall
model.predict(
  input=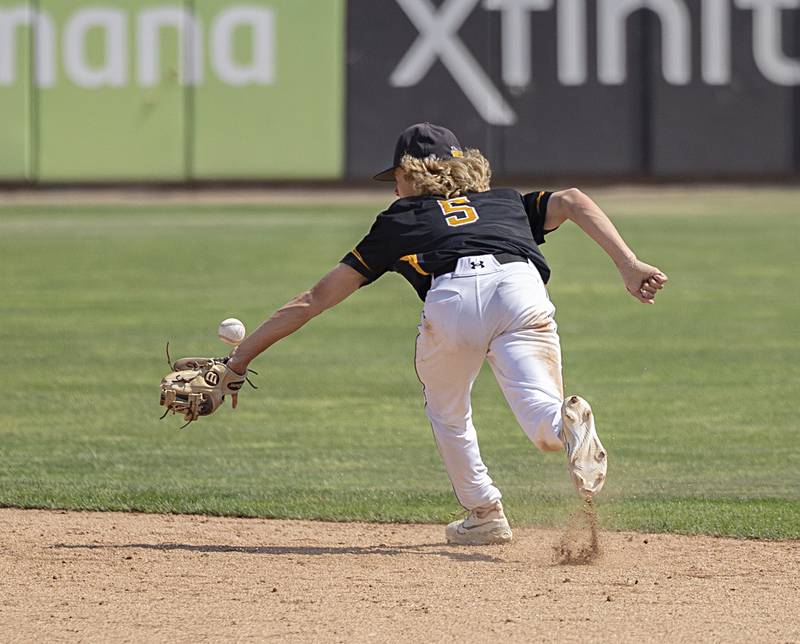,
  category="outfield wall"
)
[0,0,798,182]
[0,0,346,181]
